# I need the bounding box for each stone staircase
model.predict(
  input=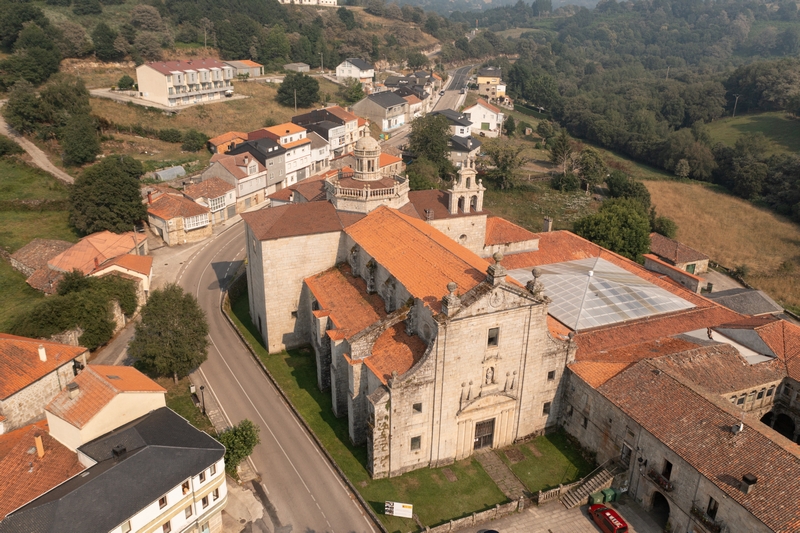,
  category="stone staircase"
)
[561,465,615,509]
